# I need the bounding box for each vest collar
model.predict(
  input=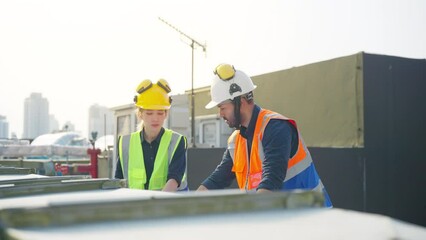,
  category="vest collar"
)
[240,104,261,139]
